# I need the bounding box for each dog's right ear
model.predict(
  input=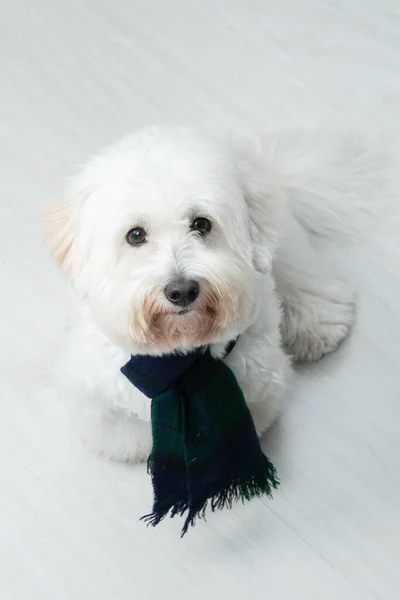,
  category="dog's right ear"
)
[41,198,83,285]
[229,136,285,274]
